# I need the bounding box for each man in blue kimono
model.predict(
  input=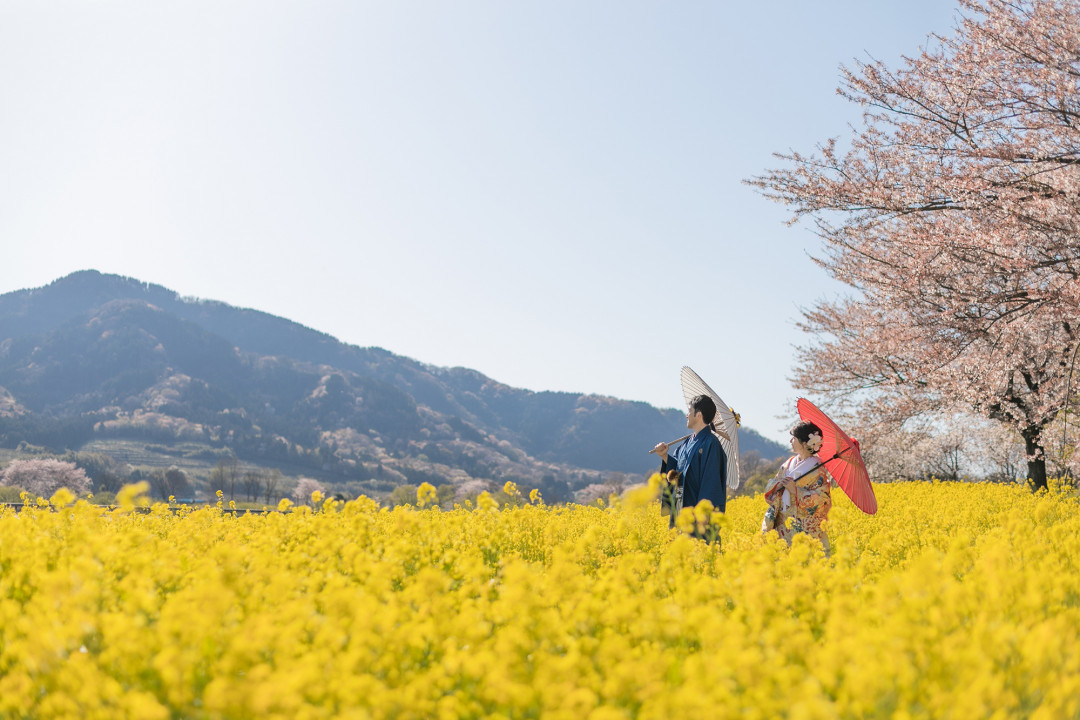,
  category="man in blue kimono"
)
[653,394,728,532]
